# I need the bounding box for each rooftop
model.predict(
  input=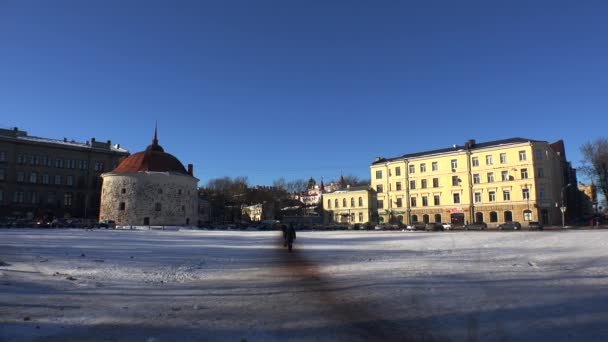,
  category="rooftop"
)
[372,137,541,165]
[0,127,128,153]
